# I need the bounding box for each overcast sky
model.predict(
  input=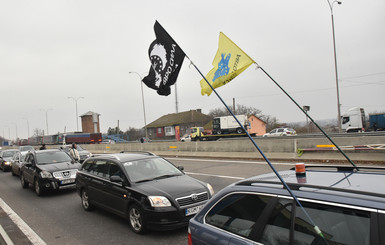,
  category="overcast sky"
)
[1,0,384,140]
